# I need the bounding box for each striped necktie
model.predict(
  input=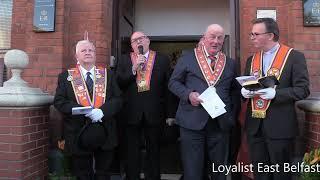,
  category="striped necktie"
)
[209,55,216,69]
